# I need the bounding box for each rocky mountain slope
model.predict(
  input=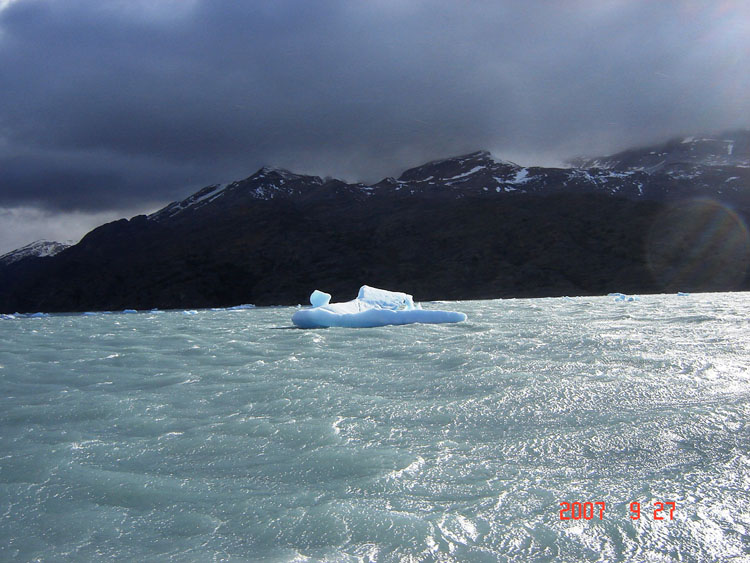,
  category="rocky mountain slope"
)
[1,131,748,313]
